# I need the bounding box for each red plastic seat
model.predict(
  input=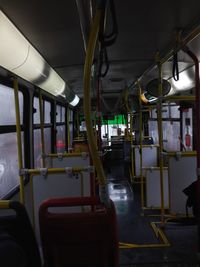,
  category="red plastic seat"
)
[39,196,119,267]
